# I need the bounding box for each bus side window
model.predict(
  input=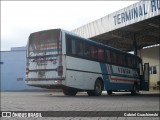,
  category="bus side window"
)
[111,52,117,64]
[71,39,76,55]
[91,46,98,60]
[121,54,126,66]
[98,48,104,61]
[105,49,111,62]
[76,40,84,57]
[127,56,131,67]
[117,53,122,65]
[84,43,91,58]
[127,56,135,68]
[131,57,135,68]
[66,37,72,55]
[132,58,136,68]
[136,58,139,68]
